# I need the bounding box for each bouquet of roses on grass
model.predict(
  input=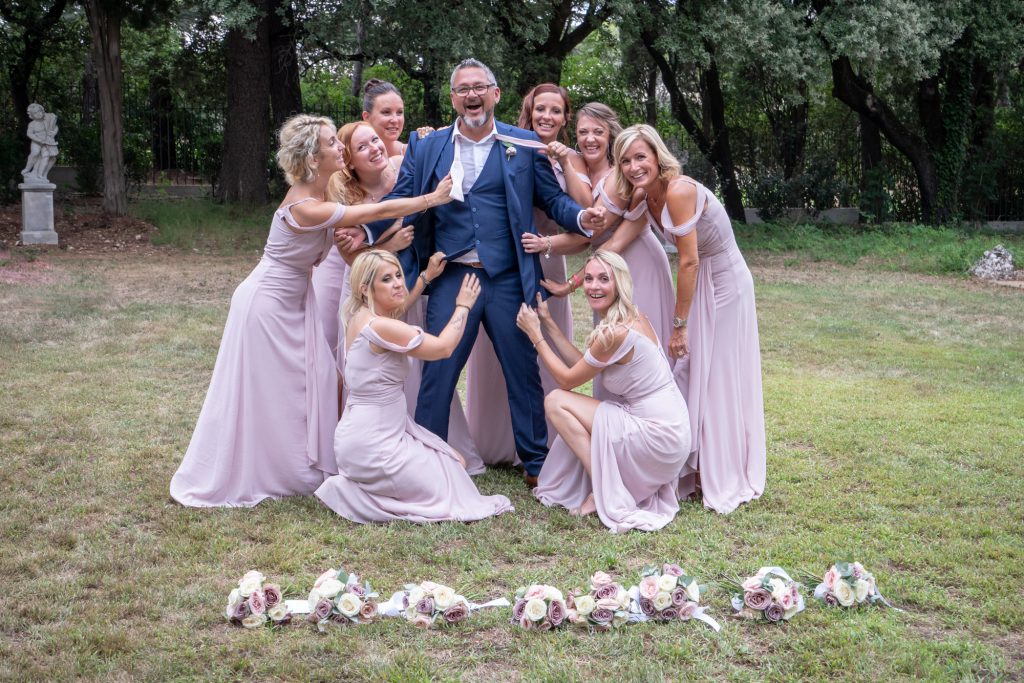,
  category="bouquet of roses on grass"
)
[399,581,471,629]
[306,567,380,632]
[632,563,708,623]
[565,571,631,631]
[803,561,900,610]
[225,570,291,629]
[724,566,805,623]
[510,584,569,631]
